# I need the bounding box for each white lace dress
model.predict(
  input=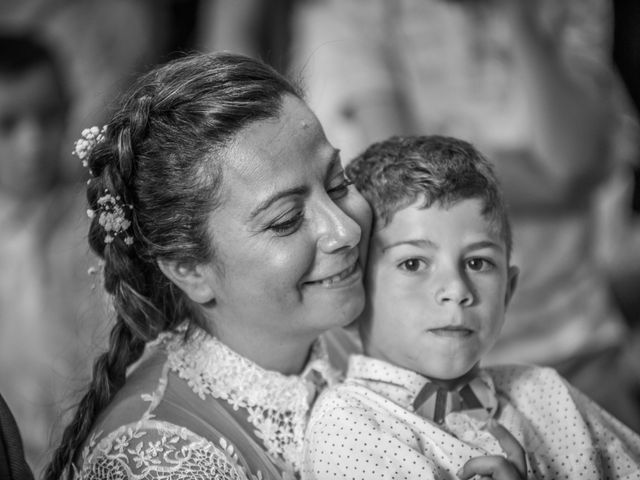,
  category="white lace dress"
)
[74,327,339,480]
